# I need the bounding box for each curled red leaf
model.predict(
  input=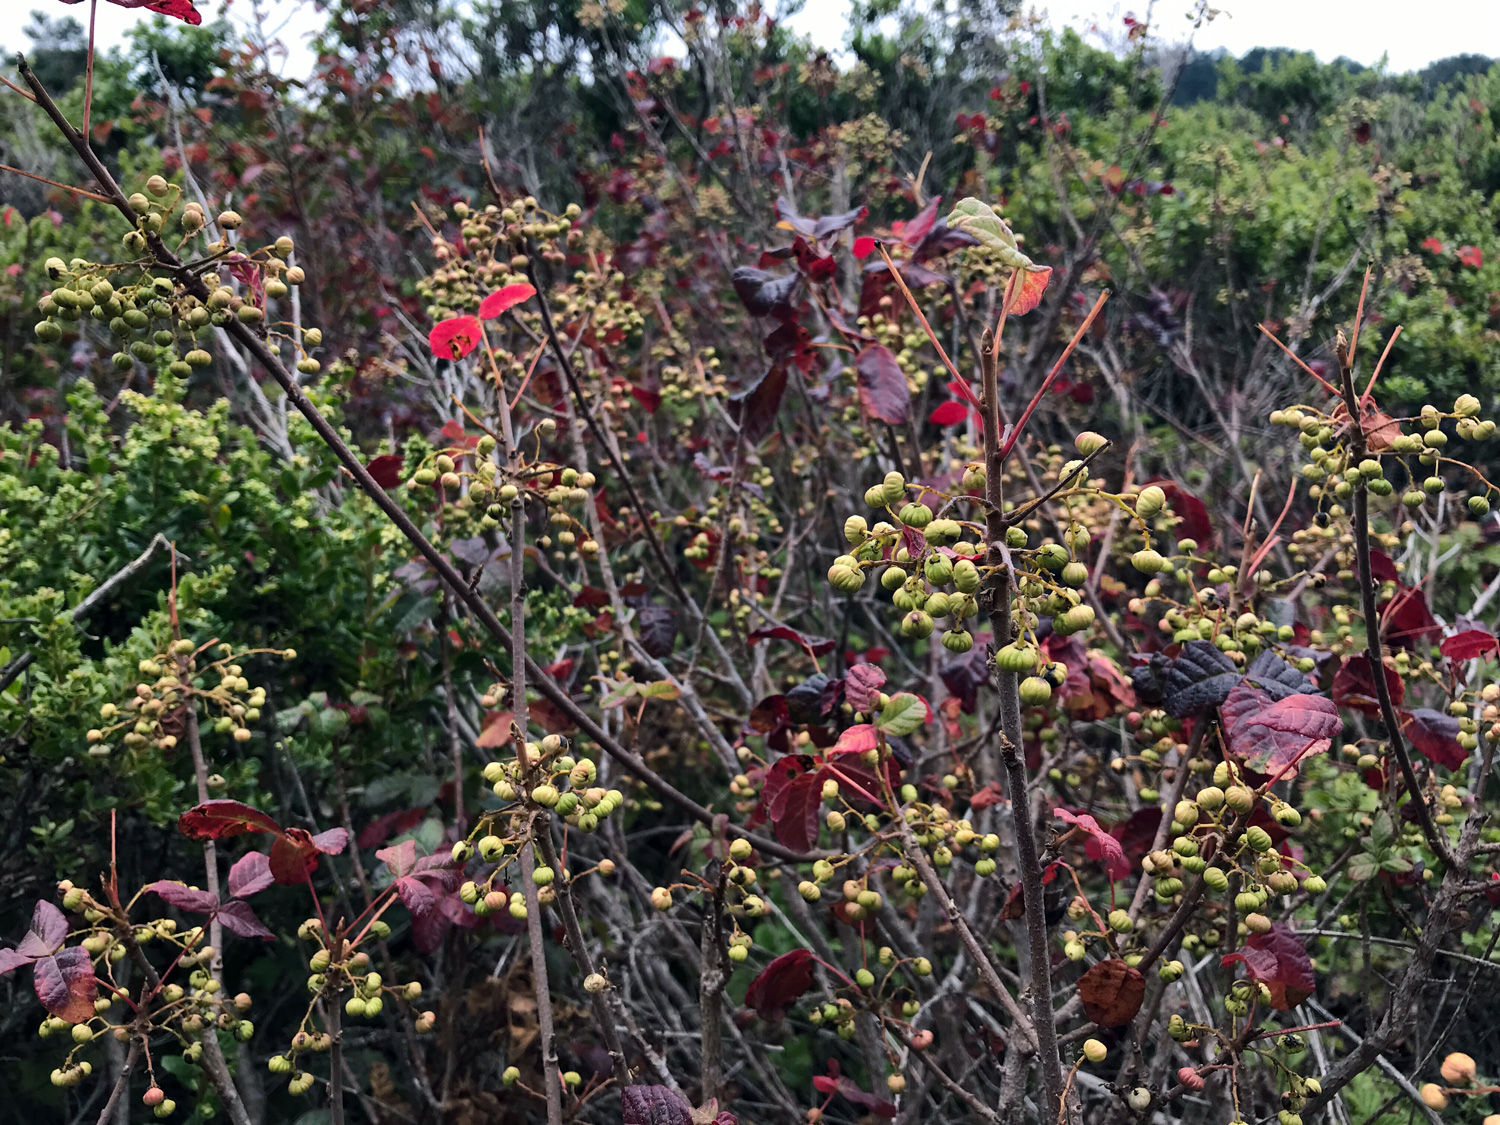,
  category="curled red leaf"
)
[1054,808,1128,879]
[478,282,536,318]
[178,800,282,841]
